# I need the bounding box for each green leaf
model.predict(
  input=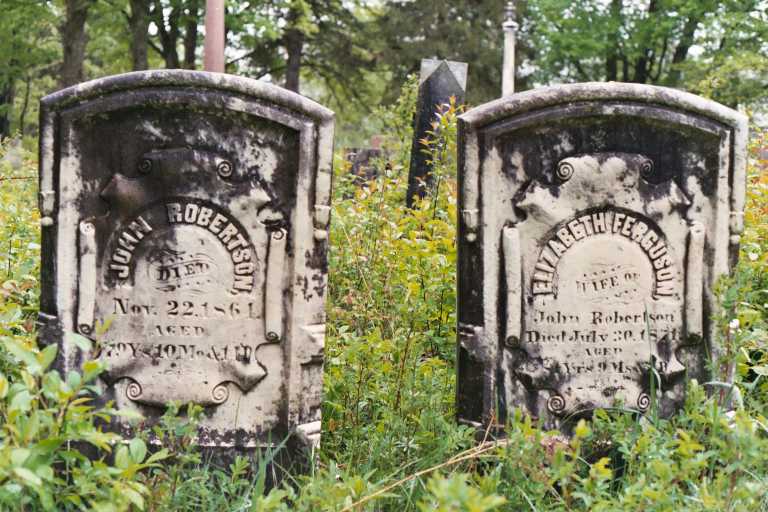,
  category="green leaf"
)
[10,448,30,466]
[35,466,54,482]
[4,338,40,374]
[38,487,55,511]
[81,360,103,383]
[66,371,82,390]
[13,467,42,486]
[114,445,130,470]
[122,486,145,510]
[129,438,147,464]
[65,332,92,352]
[145,448,170,465]
[0,375,8,399]
[37,344,57,371]
[95,316,114,337]
[112,409,144,420]
[9,389,32,412]
[22,410,40,441]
